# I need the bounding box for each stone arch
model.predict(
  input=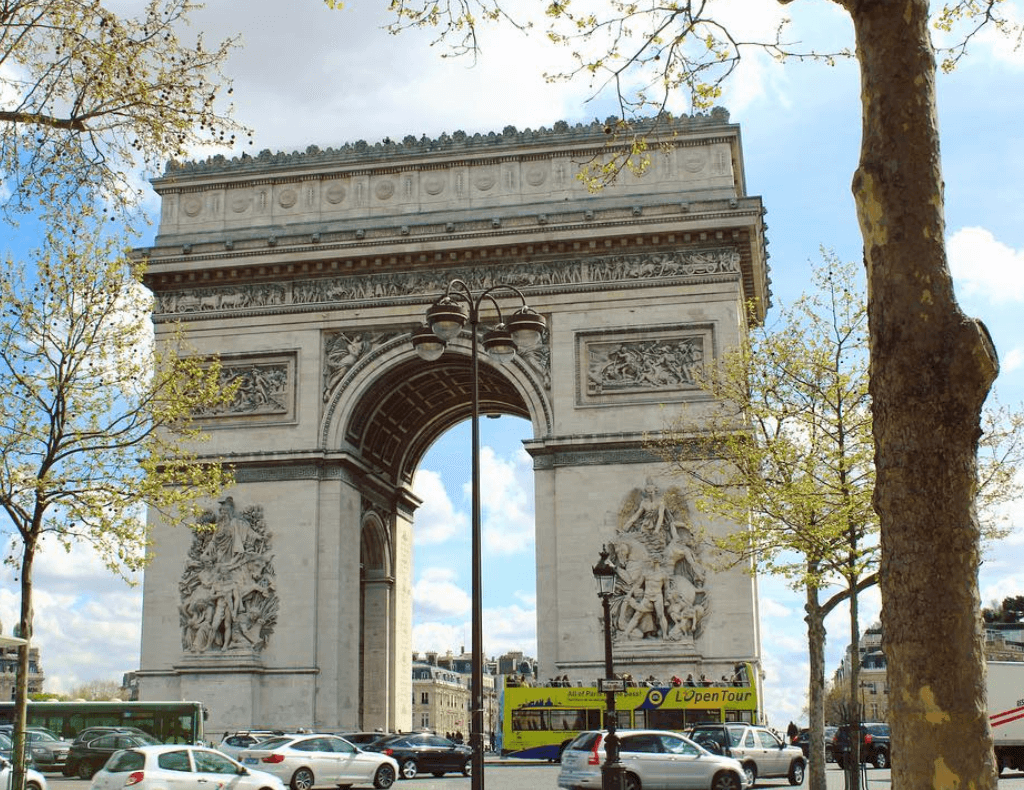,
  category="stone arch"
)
[359,509,394,729]
[135,115,770,736]
[324,334,551,485]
